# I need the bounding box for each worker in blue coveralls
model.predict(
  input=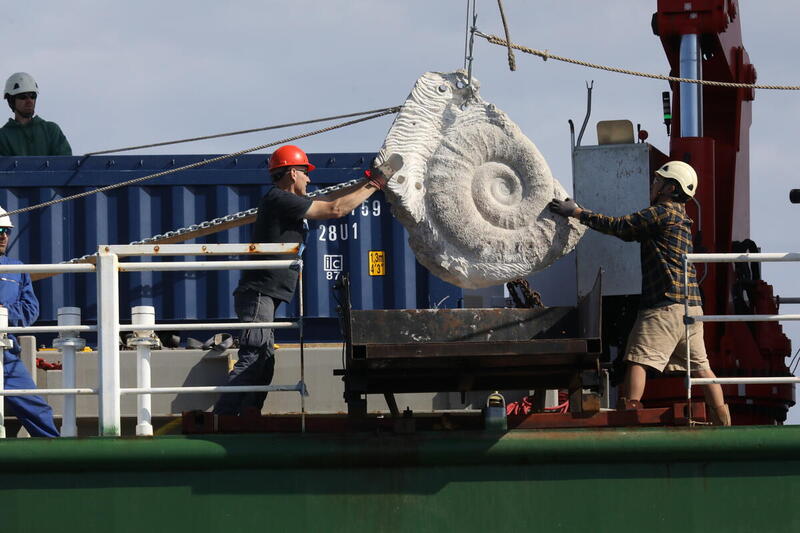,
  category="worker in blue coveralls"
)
[213,145,390,416]
[0,205,60,437]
